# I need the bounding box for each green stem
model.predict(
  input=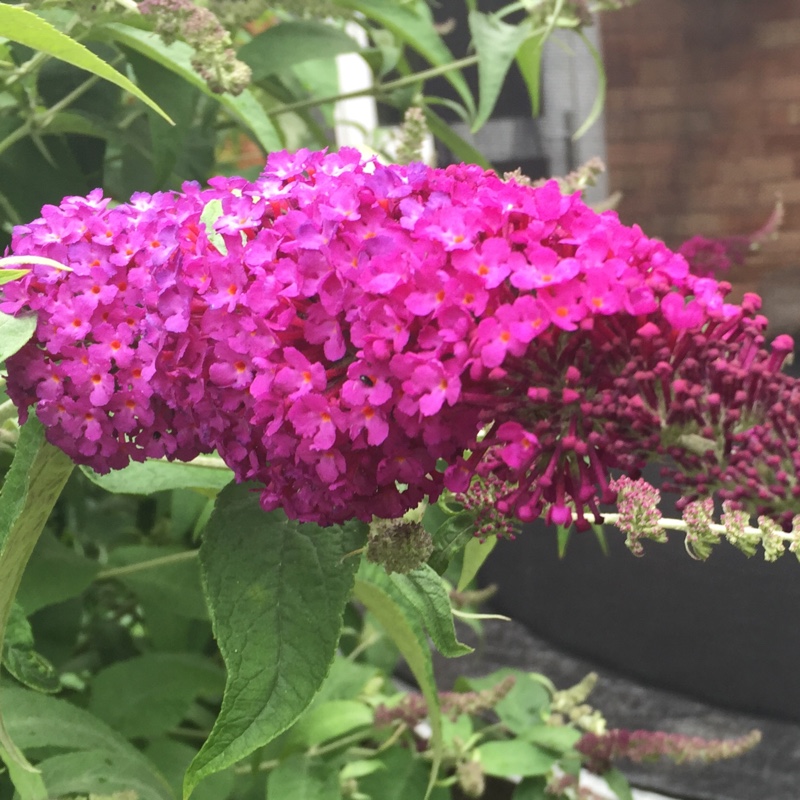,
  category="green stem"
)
[602,513,794,541]
[96,549,199,580]
[268,55,480,118]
